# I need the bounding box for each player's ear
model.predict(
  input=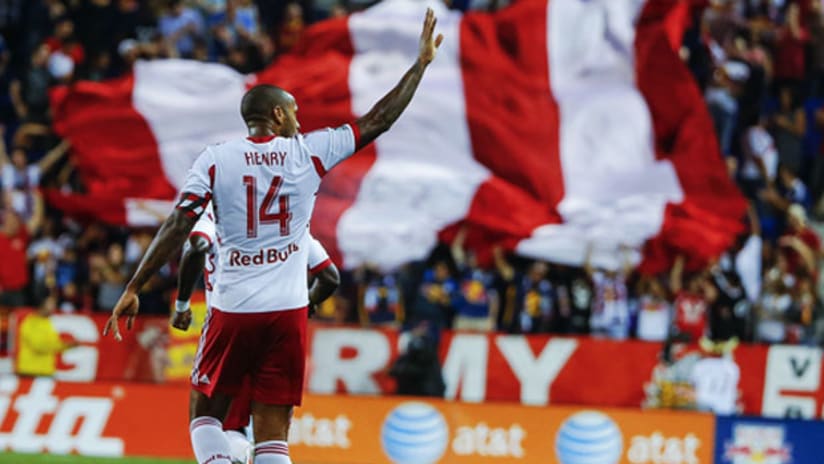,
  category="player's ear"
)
[273,106,285,125]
